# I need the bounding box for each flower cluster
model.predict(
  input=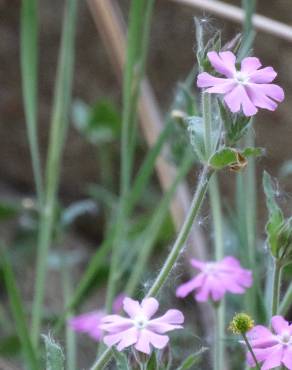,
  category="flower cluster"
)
[176,256,252,302]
